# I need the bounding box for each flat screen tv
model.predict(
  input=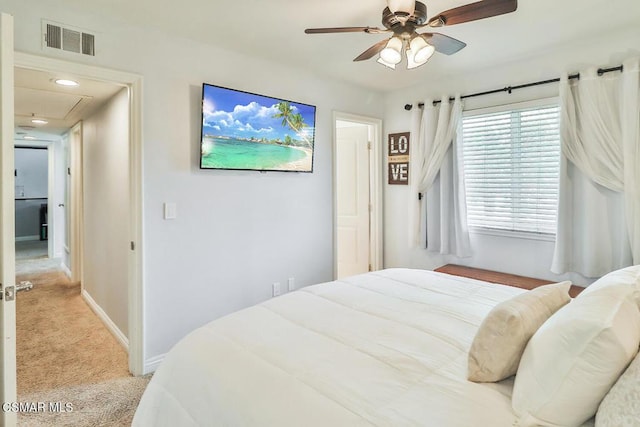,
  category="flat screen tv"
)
[200,83,316,172]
